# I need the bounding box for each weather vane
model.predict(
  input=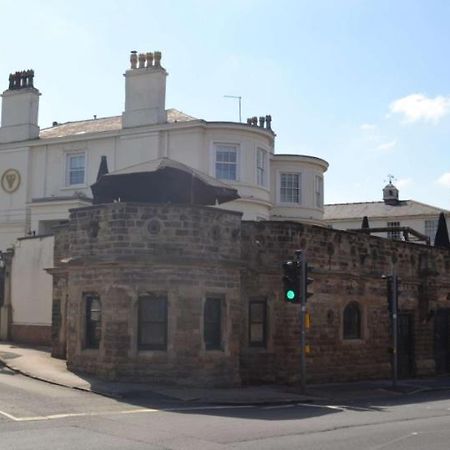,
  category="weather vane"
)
[385,174,396,184]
